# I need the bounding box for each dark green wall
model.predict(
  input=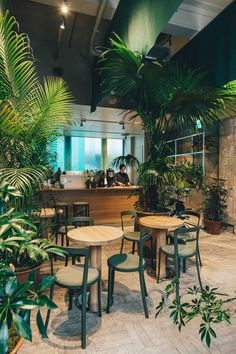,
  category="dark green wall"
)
[109,0,182,54]
[173,1,236,86]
